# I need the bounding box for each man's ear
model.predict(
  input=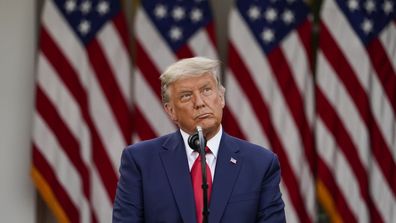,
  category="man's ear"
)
[164,103,177,121]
